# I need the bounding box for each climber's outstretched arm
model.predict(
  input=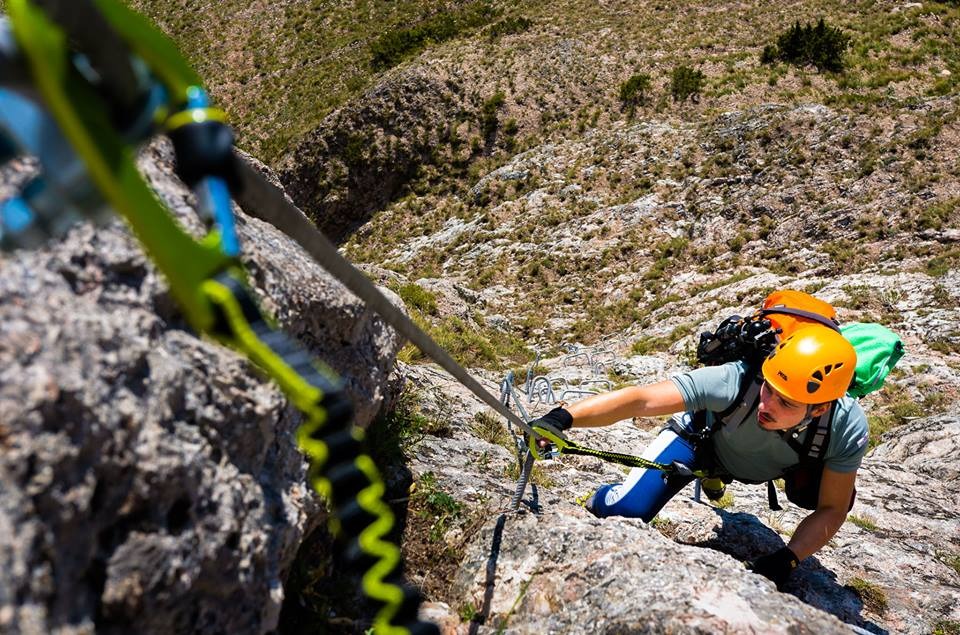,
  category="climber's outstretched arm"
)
[566,380,685,428]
